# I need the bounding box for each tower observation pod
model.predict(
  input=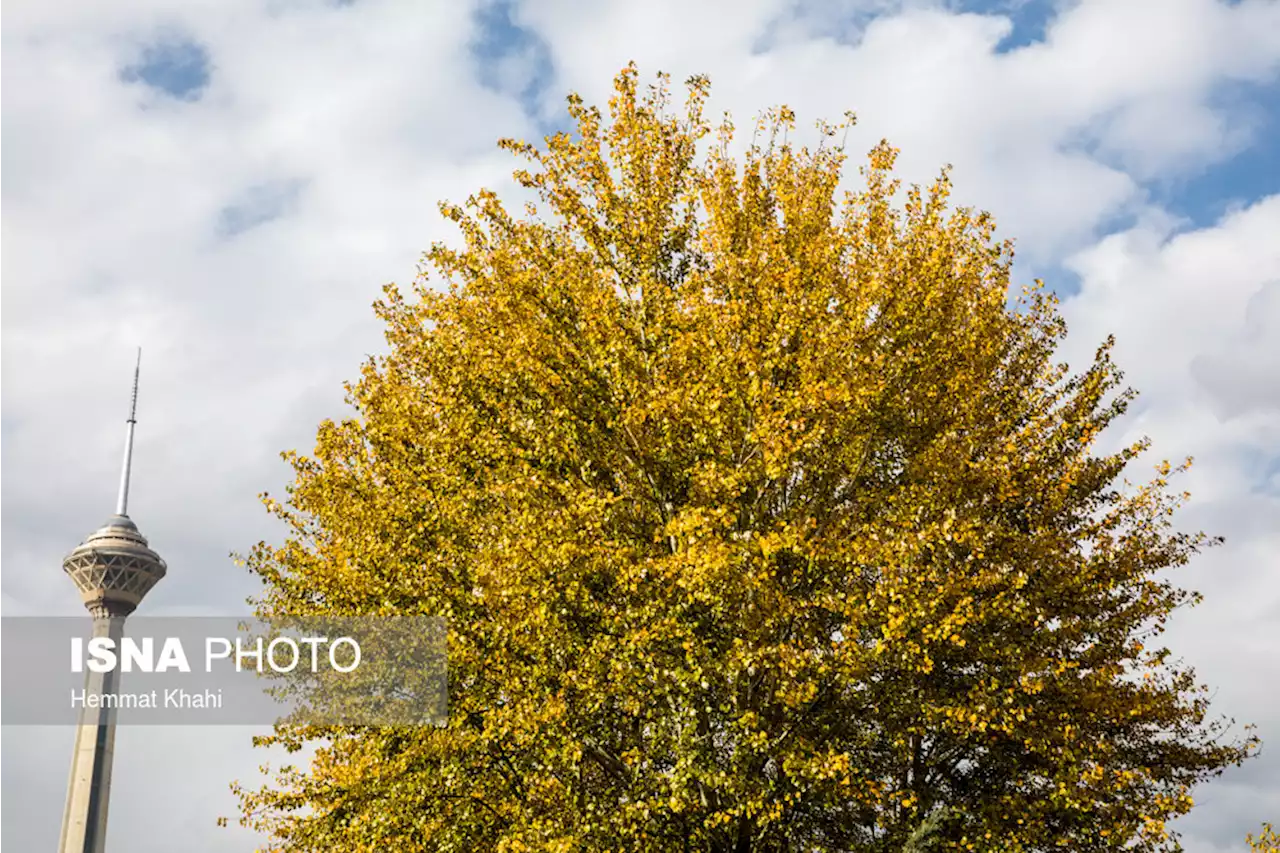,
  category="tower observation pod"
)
[58,349,168,853]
